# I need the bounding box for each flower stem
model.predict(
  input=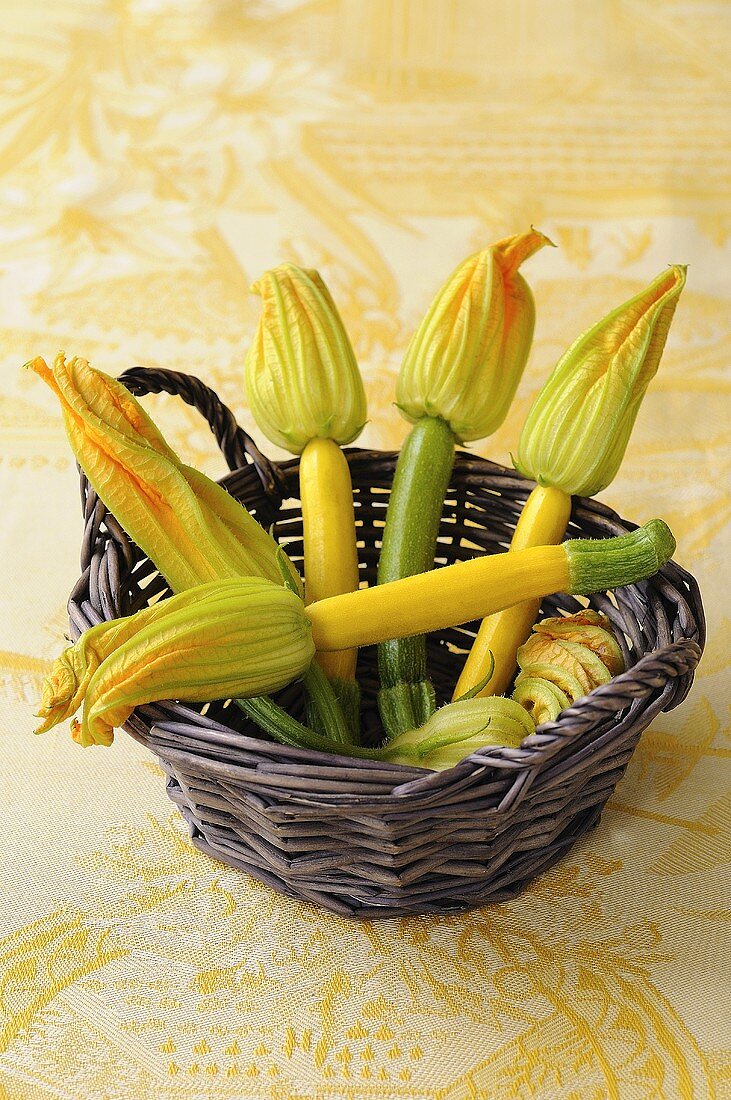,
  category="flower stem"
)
[236,695,329,750]
[330,677,361,743]
[234,695,377,757]
[566,518,675,594]
[302,660,354,744]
